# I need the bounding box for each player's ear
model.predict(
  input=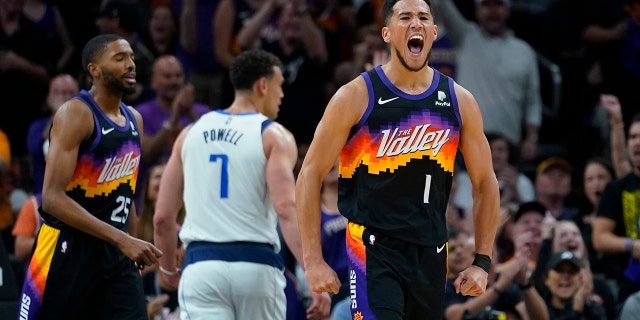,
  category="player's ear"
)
[382,27,391,43]
[254,77,268,96]
[88,63,100,79]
